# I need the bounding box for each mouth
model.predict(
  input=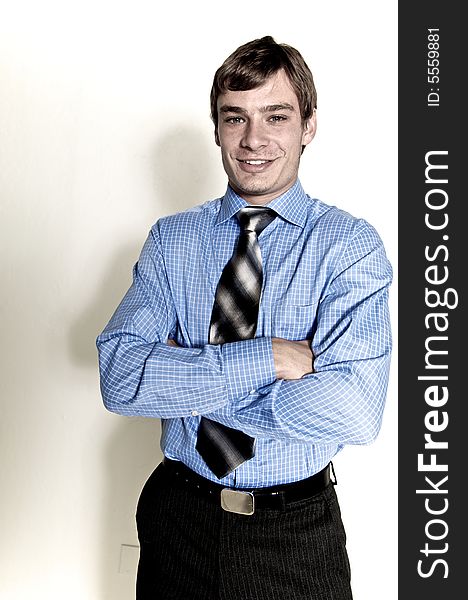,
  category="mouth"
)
[240,159,270,165]
[236,158,276,172]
